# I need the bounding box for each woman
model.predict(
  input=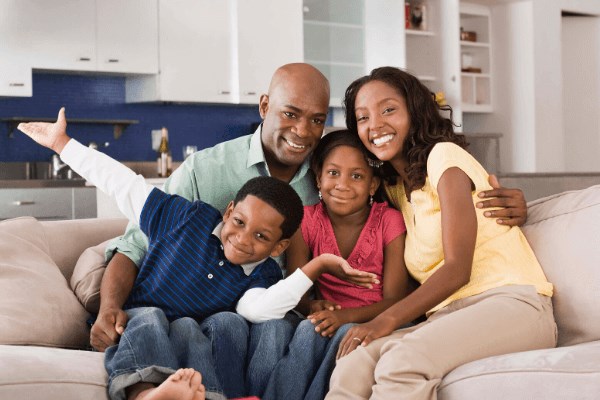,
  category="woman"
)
[325,67,557,400]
